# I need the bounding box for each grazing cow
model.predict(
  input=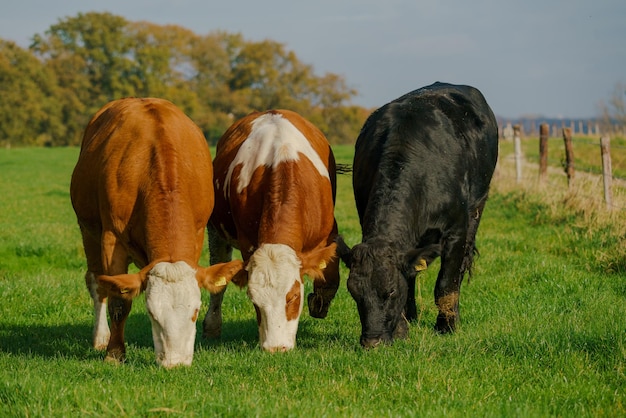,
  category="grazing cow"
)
[70,98,243,367]
[338,82,498,348]
[203,109,340,352]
